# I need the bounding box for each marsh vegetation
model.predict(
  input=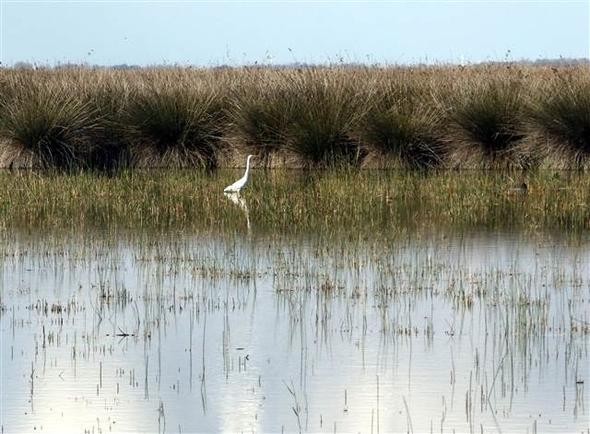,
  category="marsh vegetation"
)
[1,169,589,233]
[0,64,589,170]
[1,63,589,433]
